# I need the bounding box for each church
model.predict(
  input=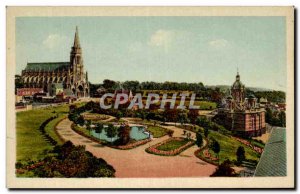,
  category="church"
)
[215,72,266,137]
[20,27,90,98]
